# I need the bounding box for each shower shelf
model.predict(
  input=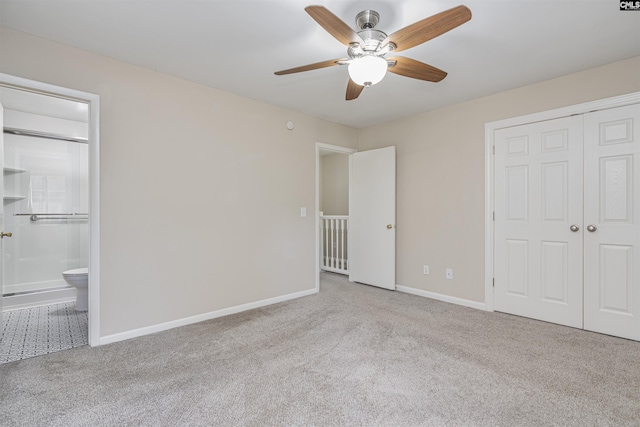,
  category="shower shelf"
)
[3,167,27,174]
[3,167,28,201]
